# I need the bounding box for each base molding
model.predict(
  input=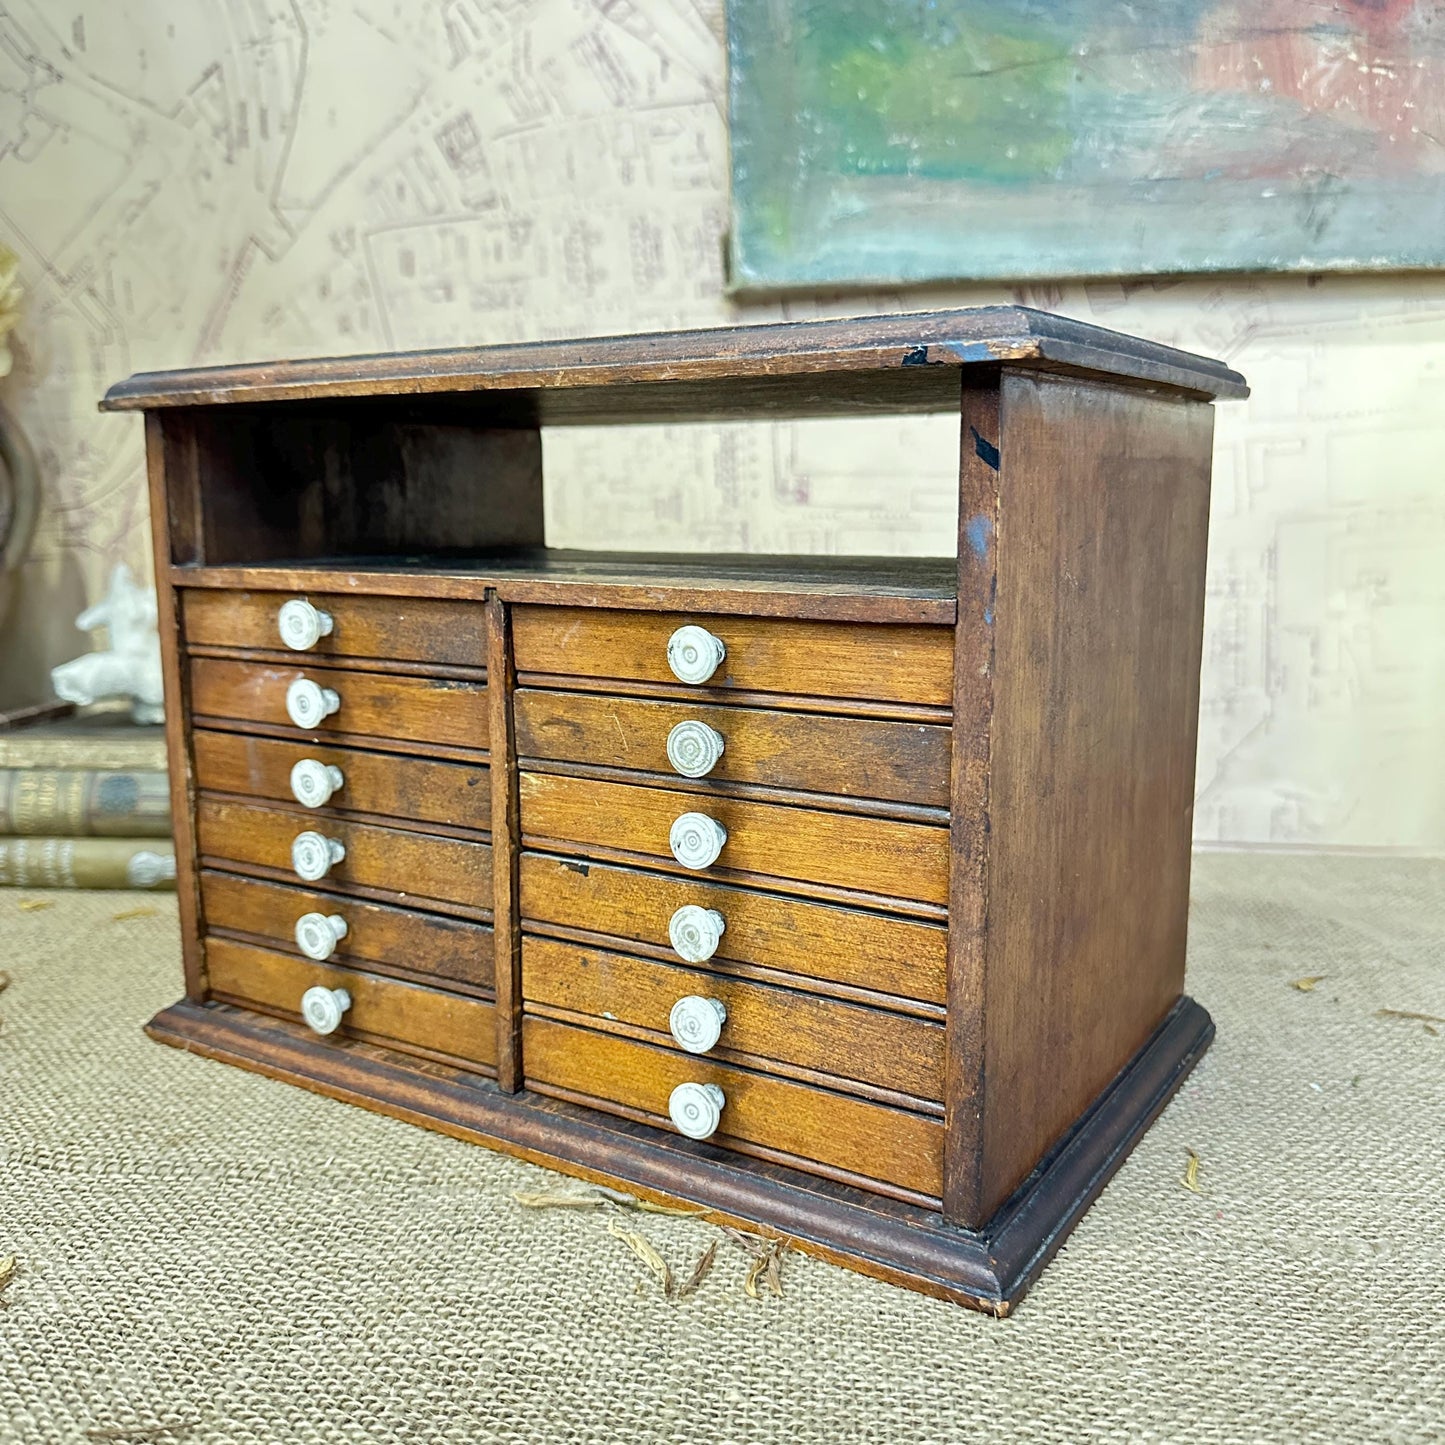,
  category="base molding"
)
[146,995,1213,1314]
